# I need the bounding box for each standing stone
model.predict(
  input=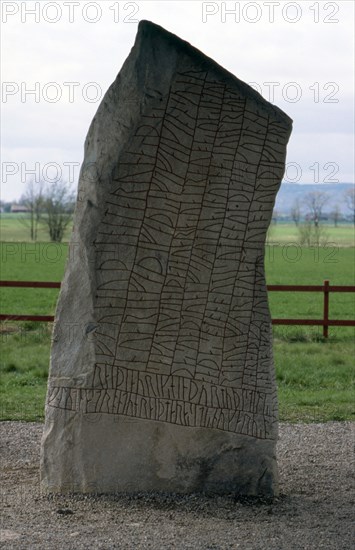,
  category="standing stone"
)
[41,20,292,496]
